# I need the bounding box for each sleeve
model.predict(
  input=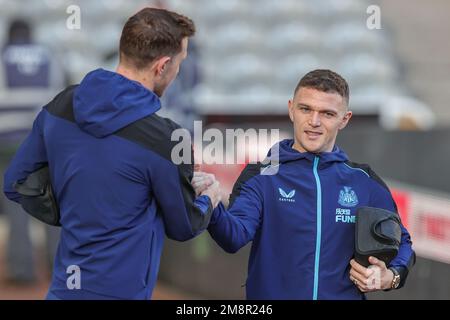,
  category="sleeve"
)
[3,110,48,203]
[370,179,416,289]
[150,149,213,242]
[207,164,263,253]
